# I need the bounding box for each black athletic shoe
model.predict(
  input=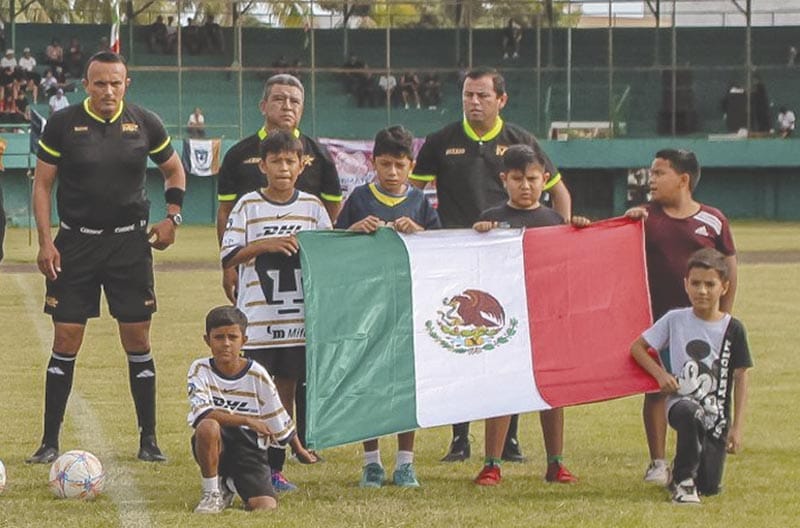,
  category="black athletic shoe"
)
[26,444,59,464]
[137,435,167,462]
[440,436,471,462]
[501,437,527,463]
